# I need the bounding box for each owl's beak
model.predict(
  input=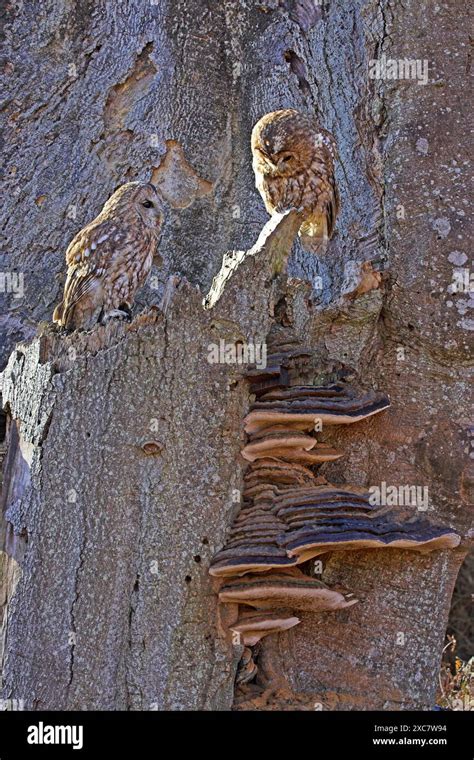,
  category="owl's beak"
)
[258,150,278,174]
[265,162,279,176]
